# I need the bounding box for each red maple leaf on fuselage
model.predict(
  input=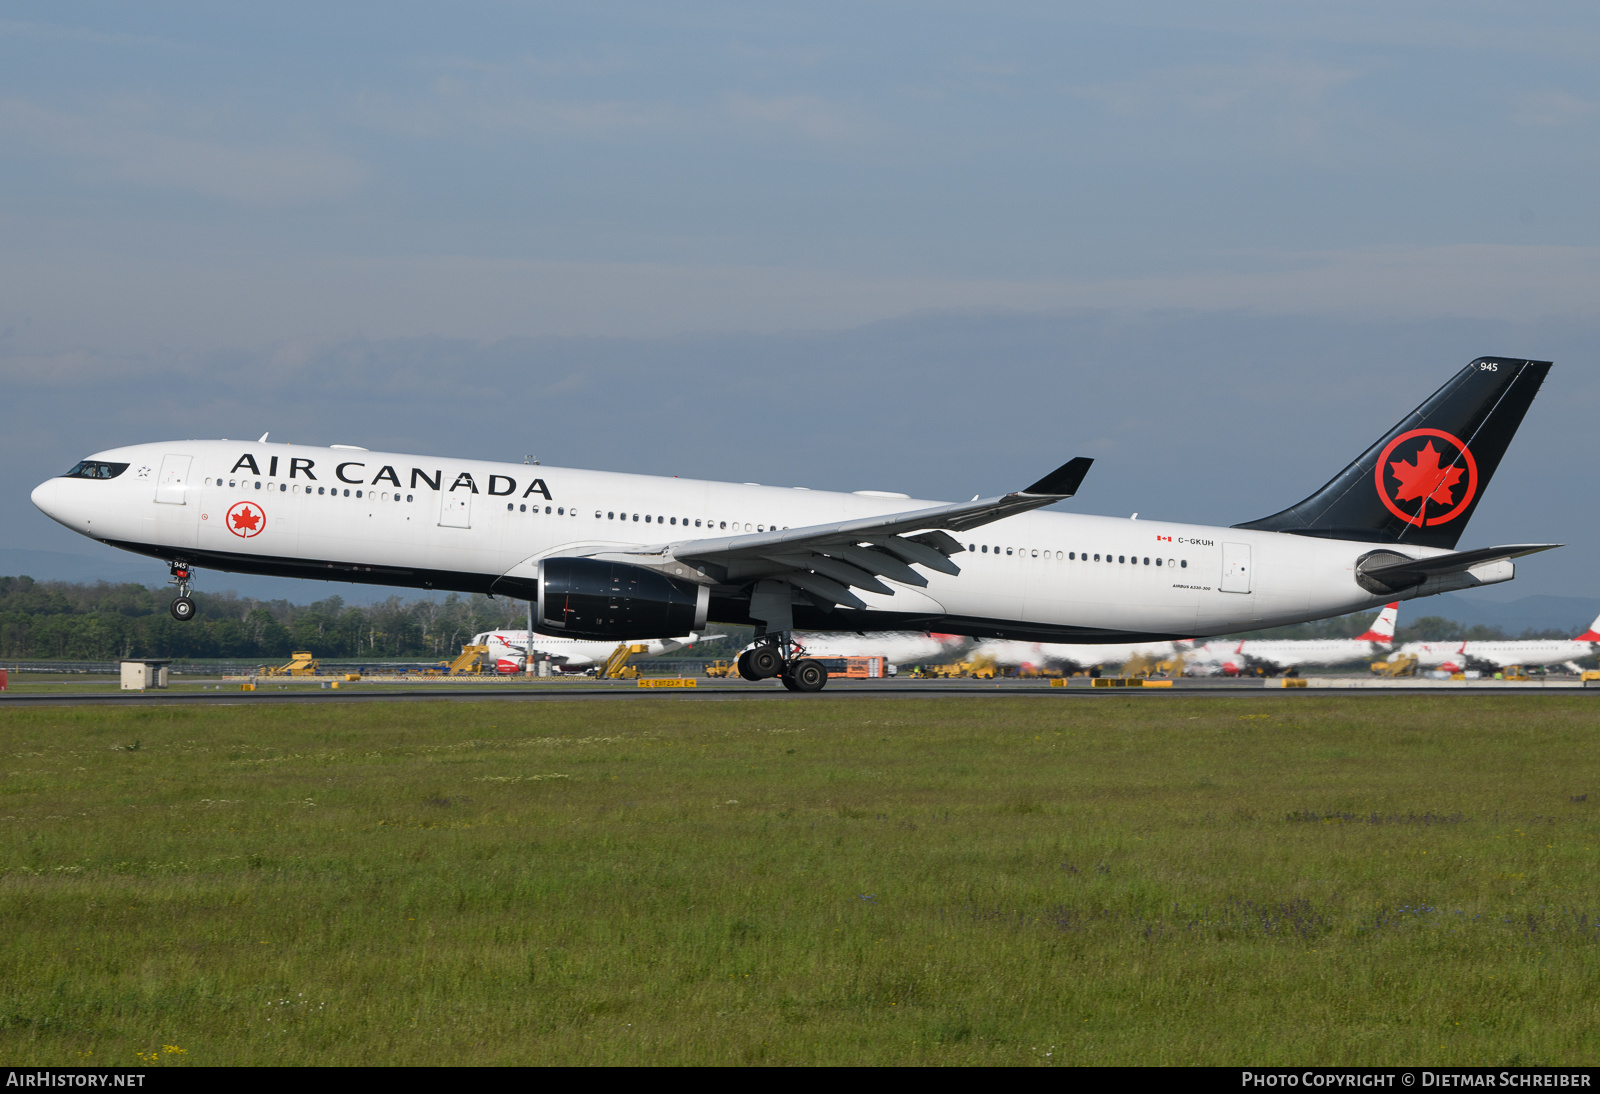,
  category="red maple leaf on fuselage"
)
[1388,441,1463,506]
[231,506,261,532]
